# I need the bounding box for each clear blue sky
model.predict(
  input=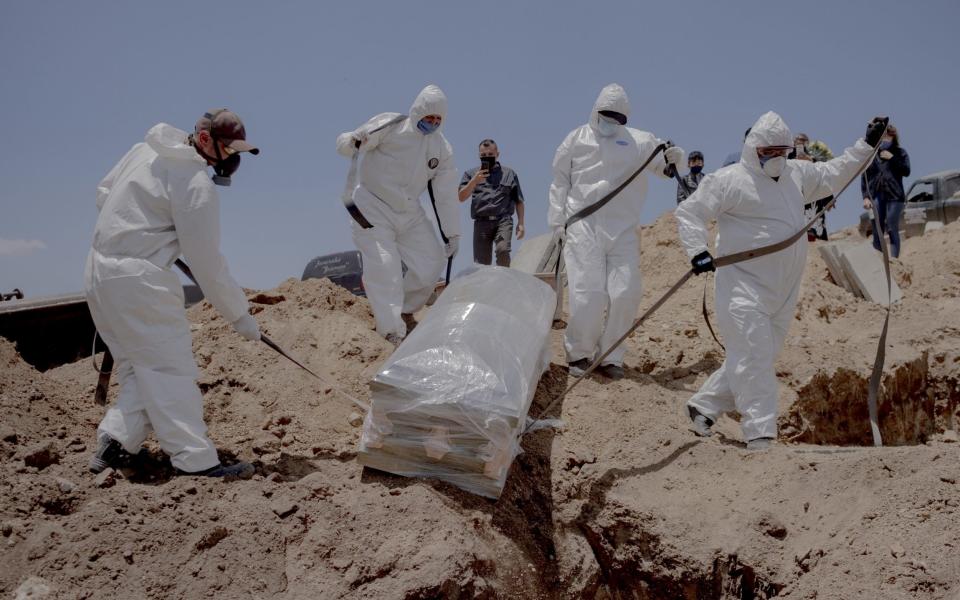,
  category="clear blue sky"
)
[2,1,958,297]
